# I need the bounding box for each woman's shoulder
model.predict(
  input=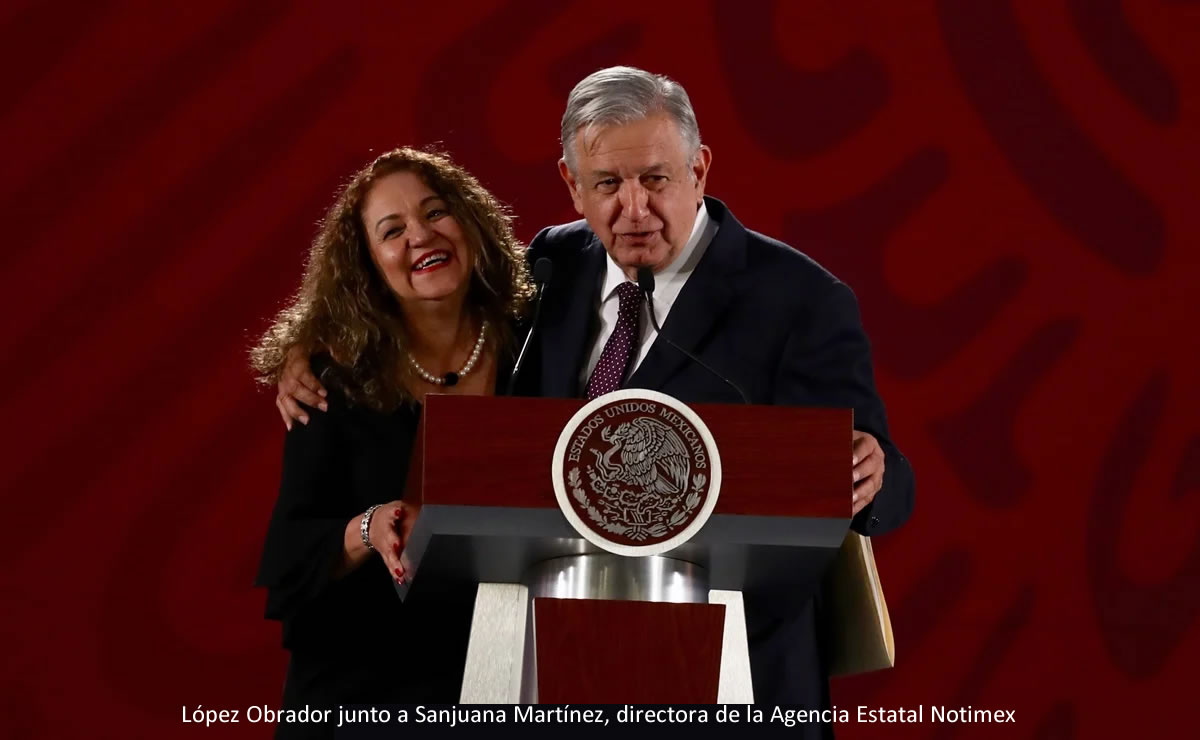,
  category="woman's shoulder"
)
[309,352,420,427]
[310,351,338,381]
[309,353,361,409]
